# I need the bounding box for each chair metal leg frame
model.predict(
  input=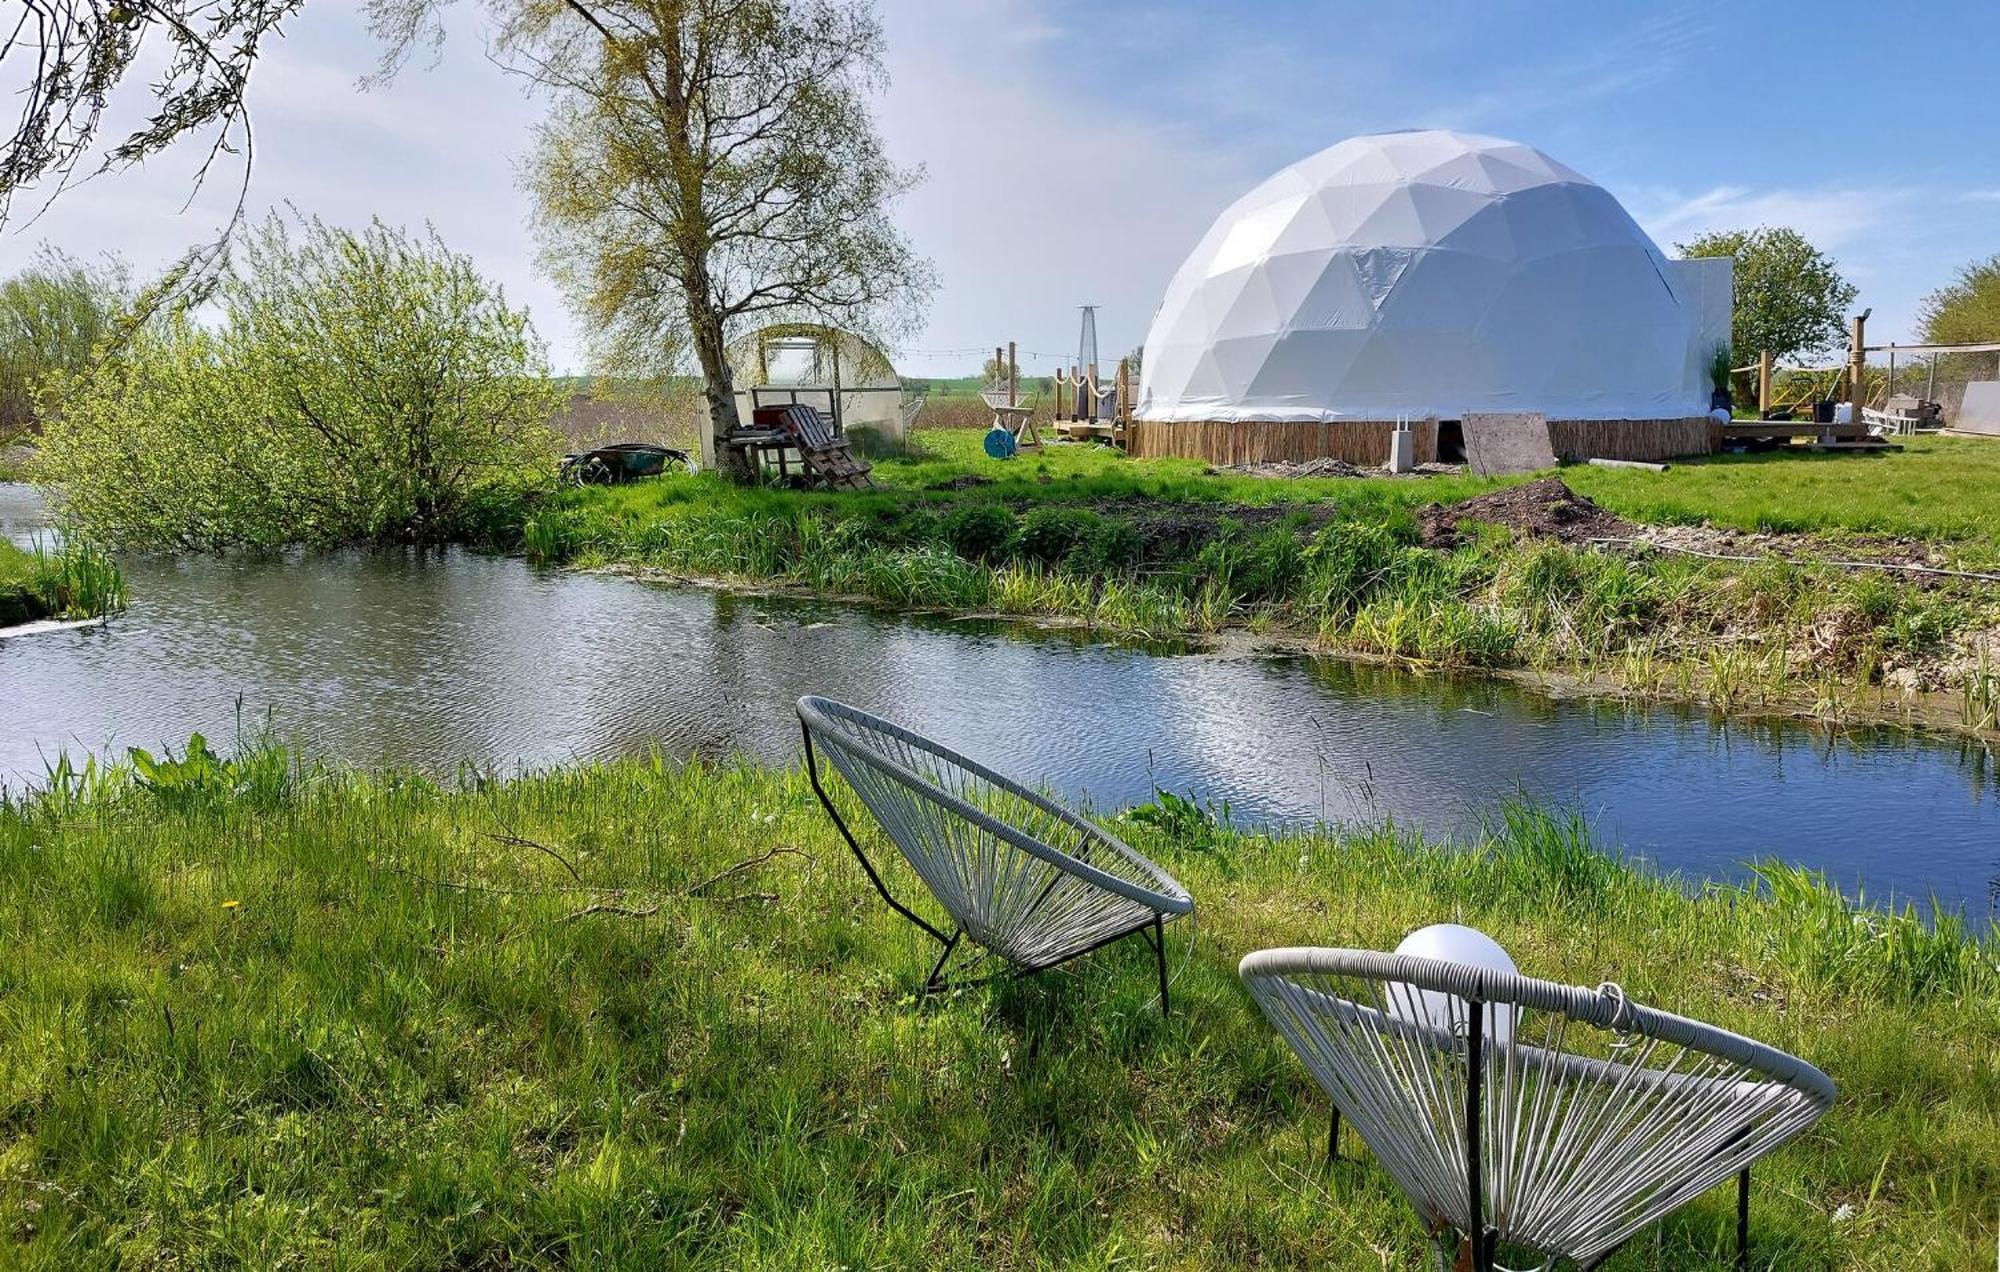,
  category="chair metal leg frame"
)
[1736,1166,1751,1272]
[1464,1000,1495,1272]
[1139,913,1169,1017]
[804,723,1174,1016]
[924,929,965,992]
[803,724,952,948]
[907,909,1173,1006]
